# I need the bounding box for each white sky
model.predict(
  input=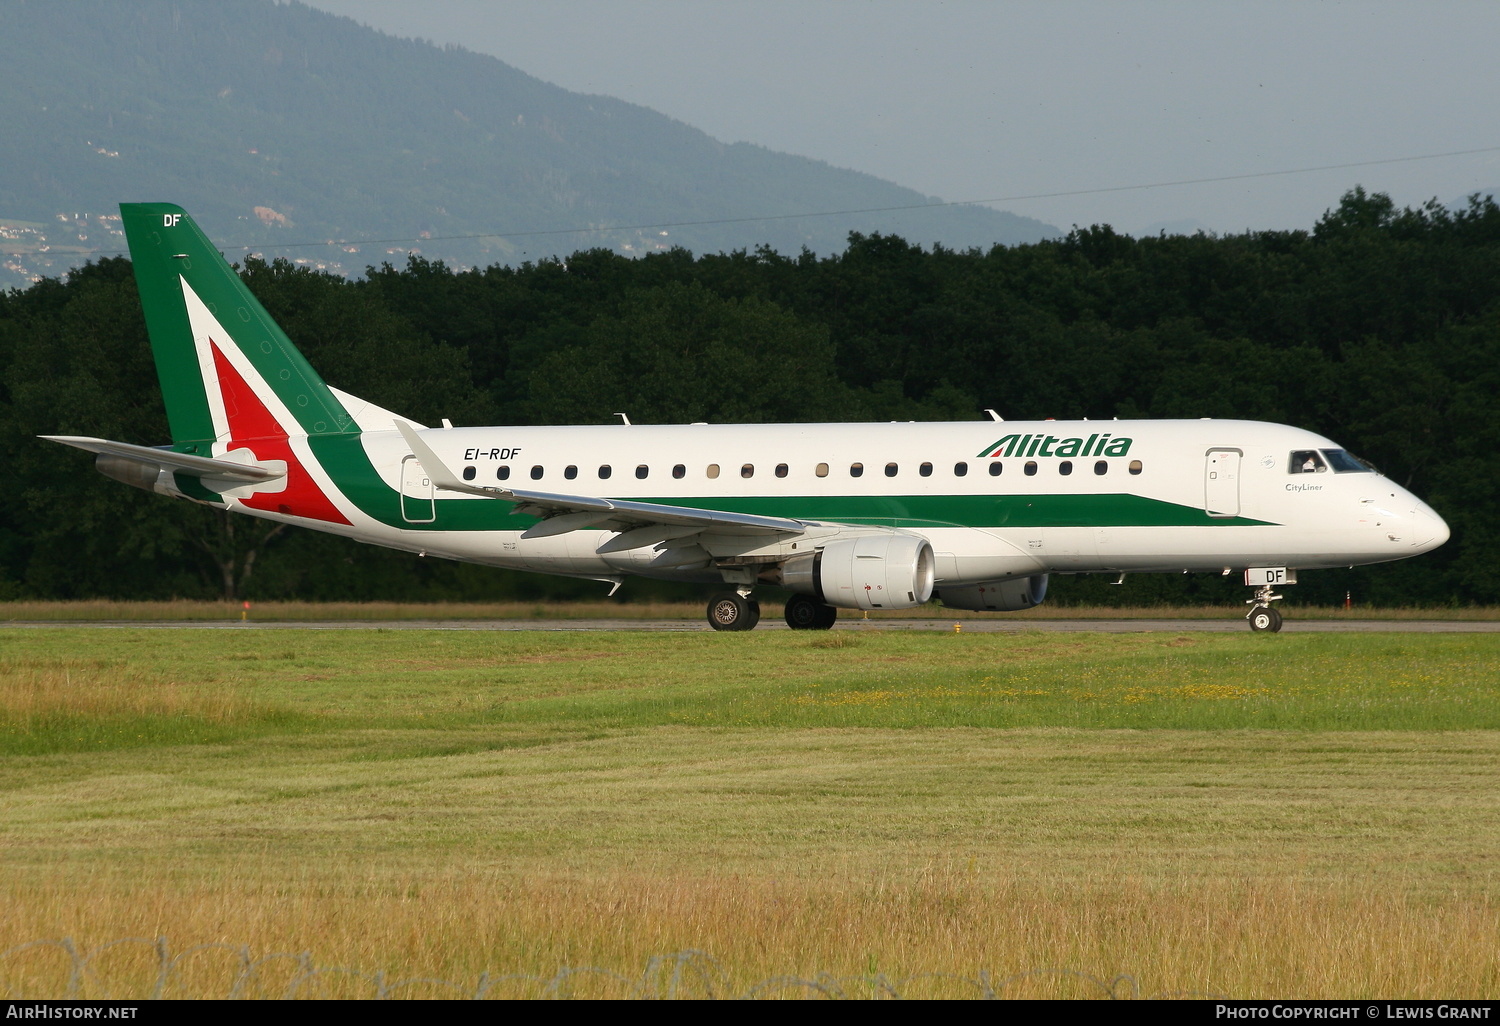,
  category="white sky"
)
[303,0,1500,237]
